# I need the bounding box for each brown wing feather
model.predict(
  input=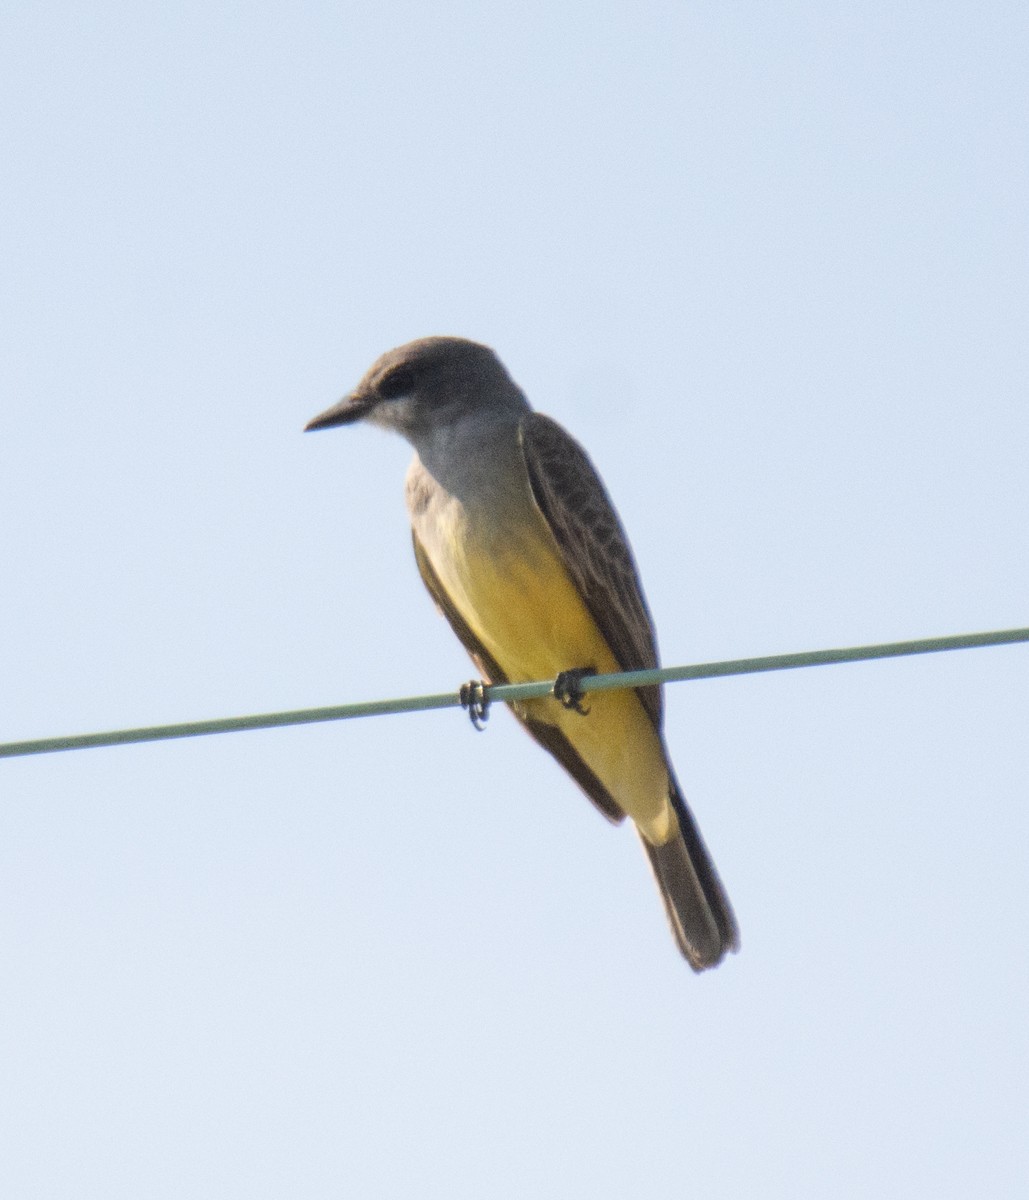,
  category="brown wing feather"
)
[518,413,663,732]
[411,532,625,824]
